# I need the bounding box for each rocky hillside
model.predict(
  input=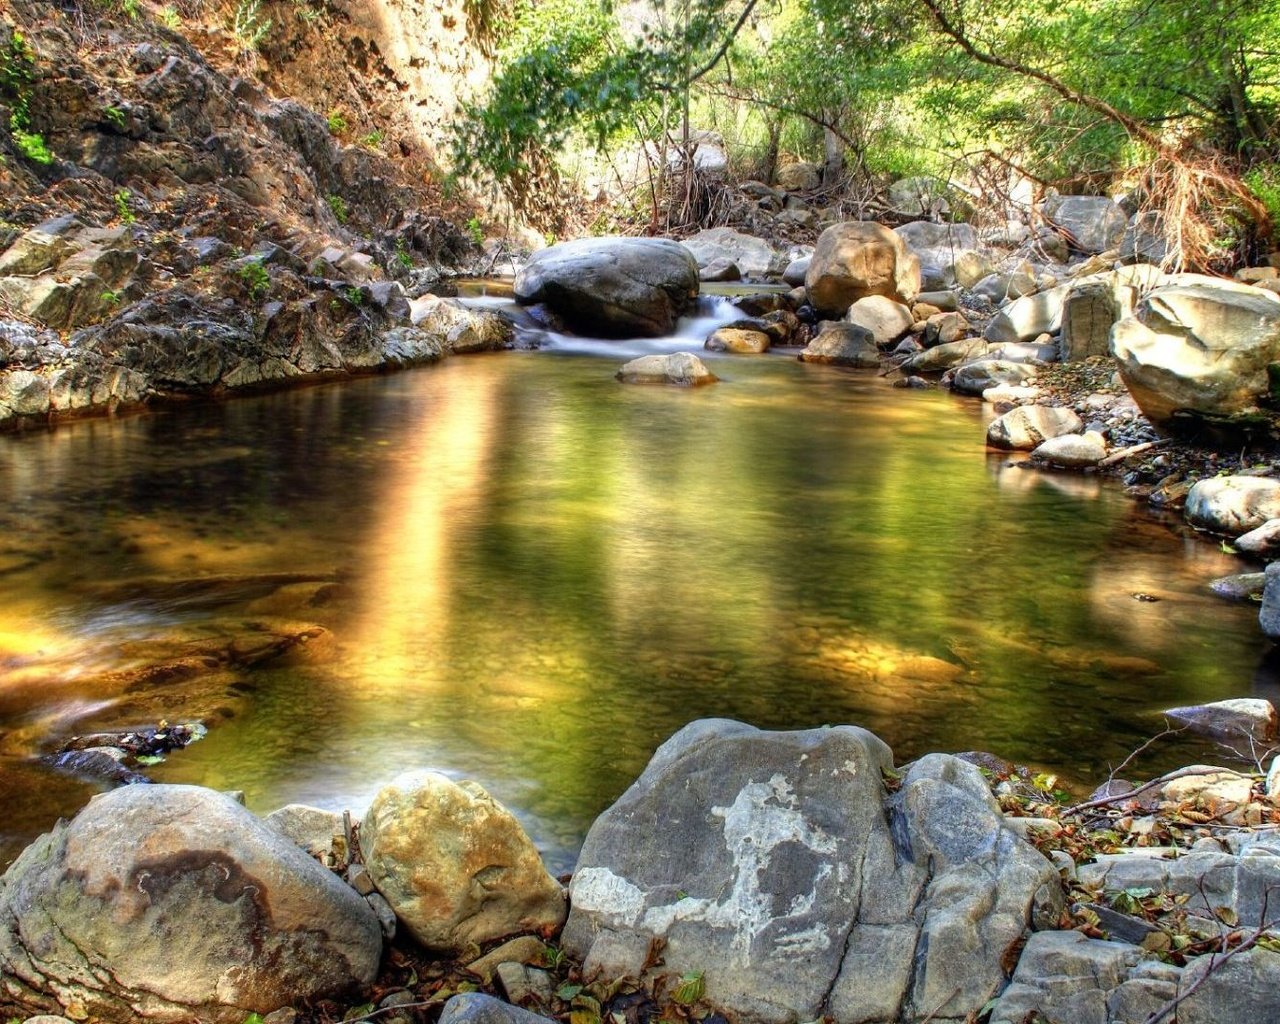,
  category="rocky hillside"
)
[0,0,507,428]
